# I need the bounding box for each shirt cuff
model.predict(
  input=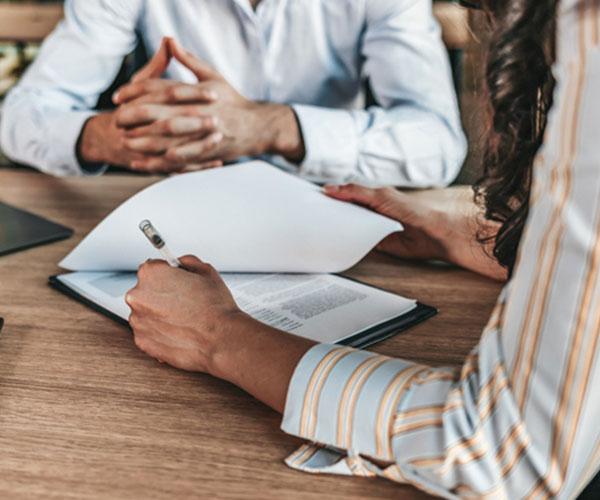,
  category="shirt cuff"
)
[48,111,107,176]
[281,344,422,471]
[292,105,358,182]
